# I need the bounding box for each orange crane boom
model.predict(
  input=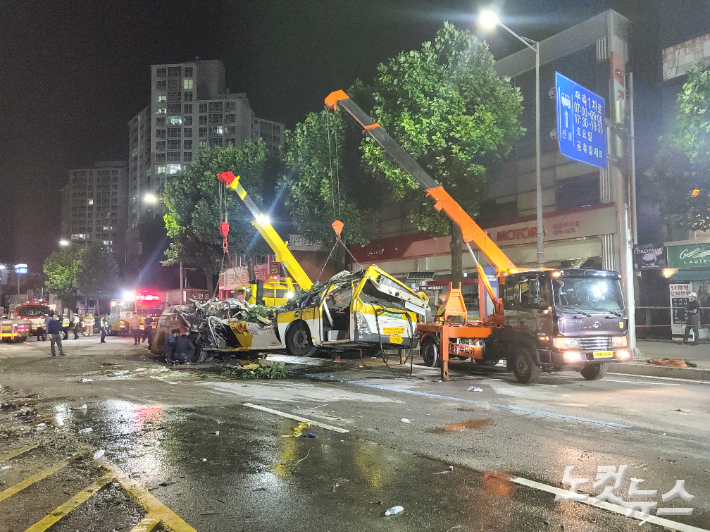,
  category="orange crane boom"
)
[325,90,516,313]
